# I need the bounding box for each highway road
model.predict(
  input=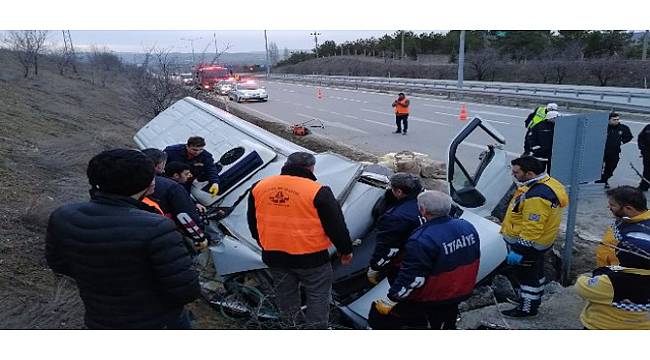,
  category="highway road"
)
[221,80,648,188]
